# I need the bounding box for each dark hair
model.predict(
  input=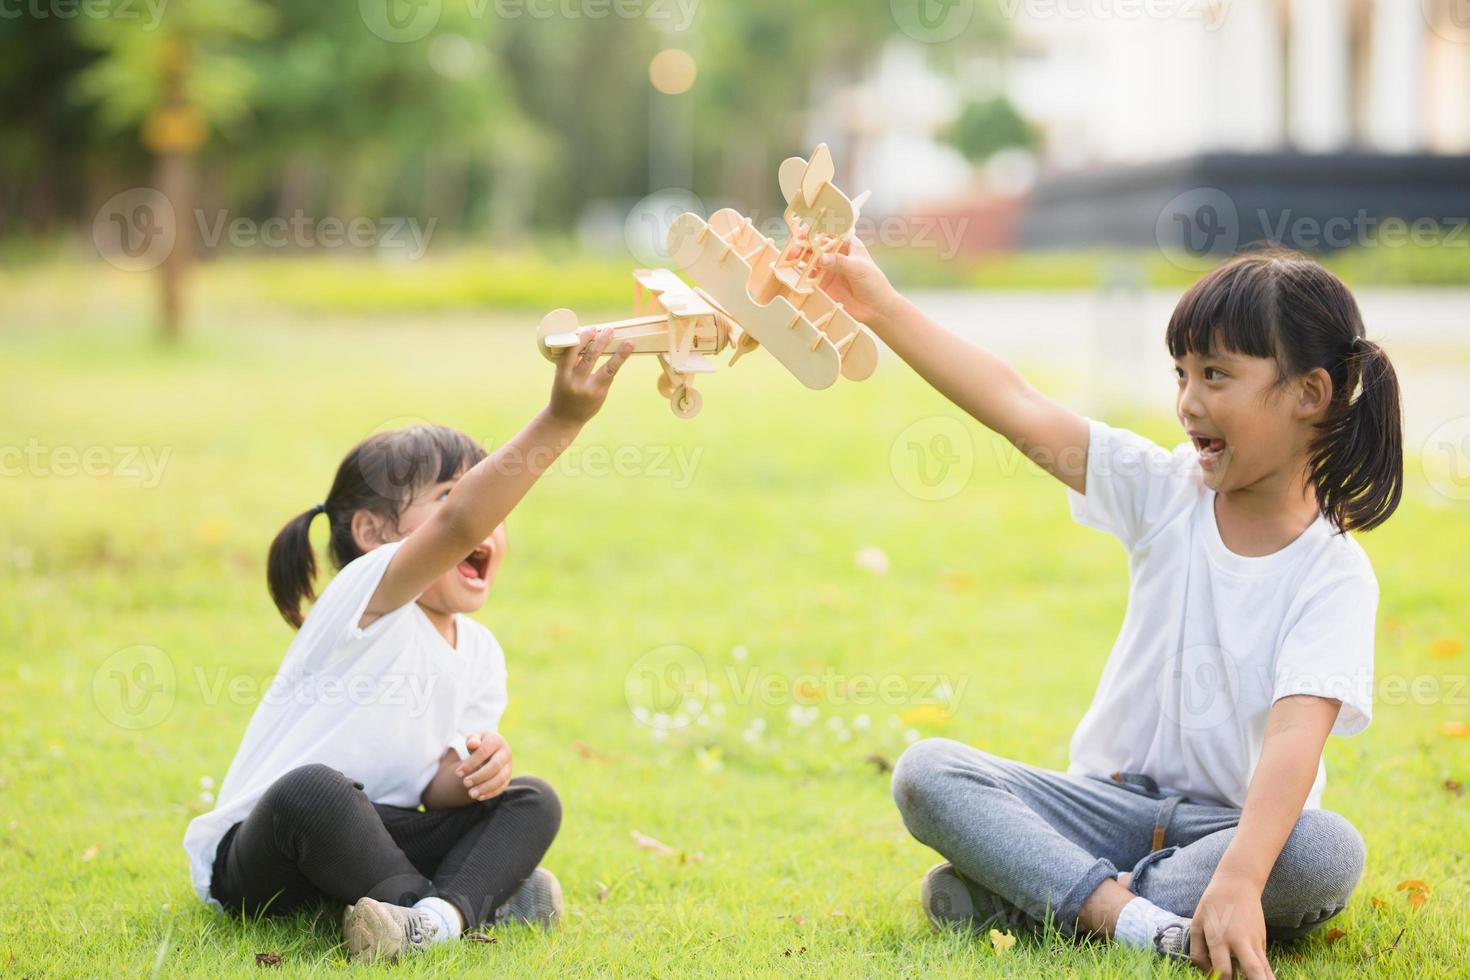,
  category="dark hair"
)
[1165,248,1402,534]
[267,424,487,627]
